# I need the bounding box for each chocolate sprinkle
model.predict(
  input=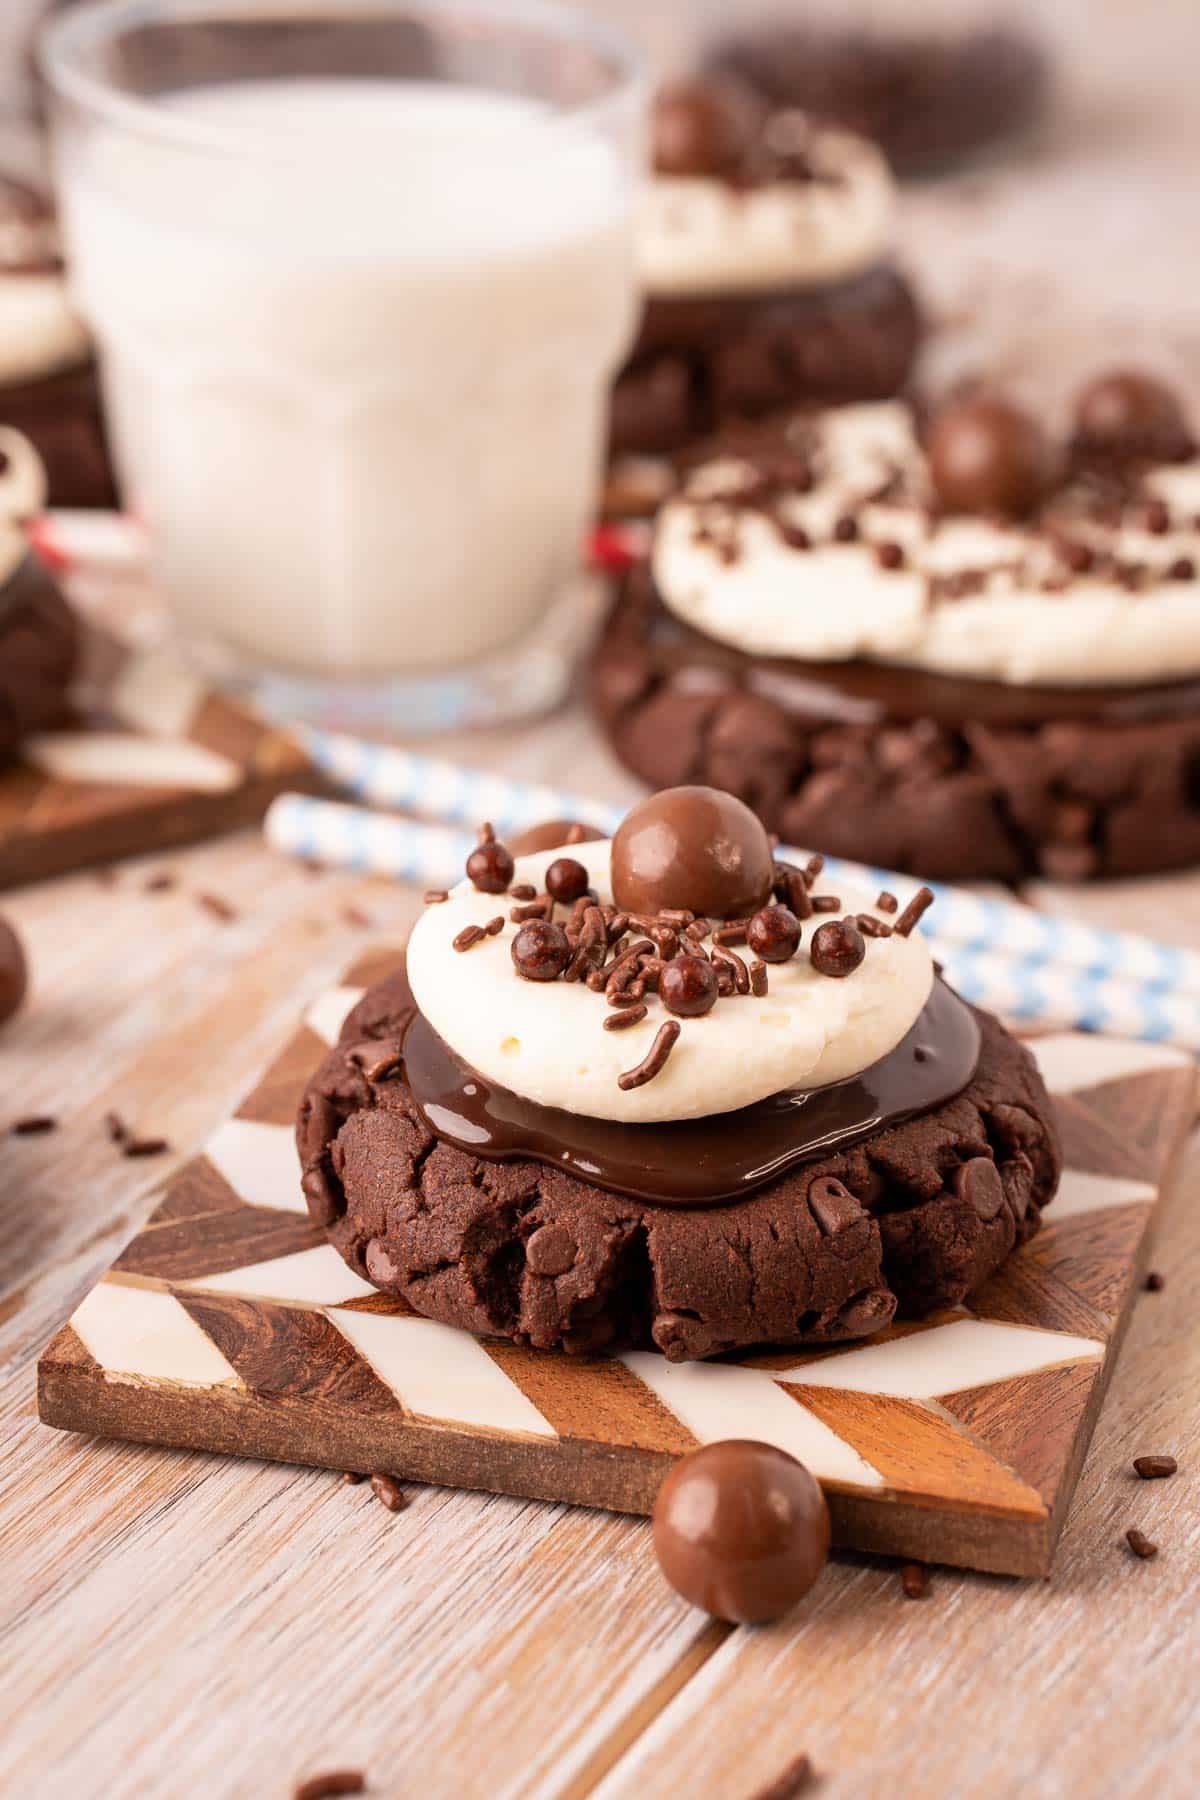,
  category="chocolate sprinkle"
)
[901,1562,929,1599]
[750,1754,816,1800]
[1145,1271,1166,1292]
[423,889,449,905]
[1133,1455,1177,1480]
[876,891,899,914]
[453,924,489,953]
[104,1110,128,1144]
[293,1772,366,1800]
[369,1473,407,1512]
[618,1019,681,1091]
[11,1115,57,1136]
[604,1003,648,1031]
[197,892,237,923]
[1125,1528,1158,1560]
[810,895,841,913]
[509,883,537,901]
[894,886,936,937]
[749,958,768,997]
[122,1136,171,1159]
